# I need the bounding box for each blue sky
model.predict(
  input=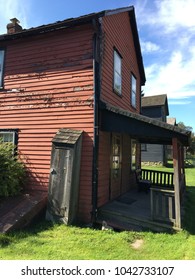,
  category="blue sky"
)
[0,0,195,132]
